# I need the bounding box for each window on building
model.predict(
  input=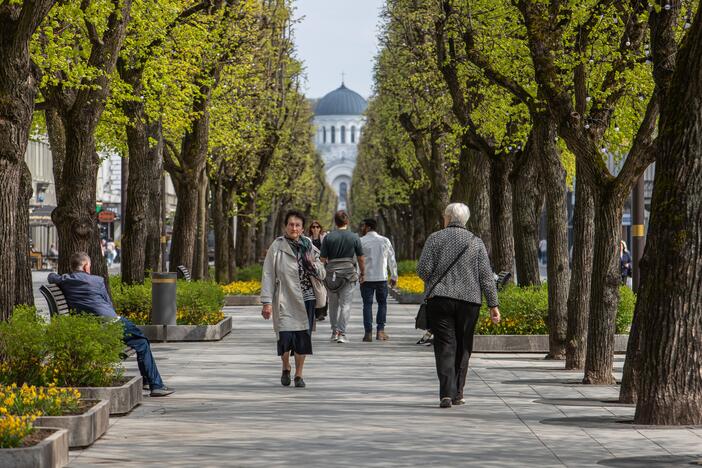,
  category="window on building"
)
[331,126,336,143]
[322,127,327,144]
[341,126,346,144]
[351,126,356,143]
[339,182,348,207]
